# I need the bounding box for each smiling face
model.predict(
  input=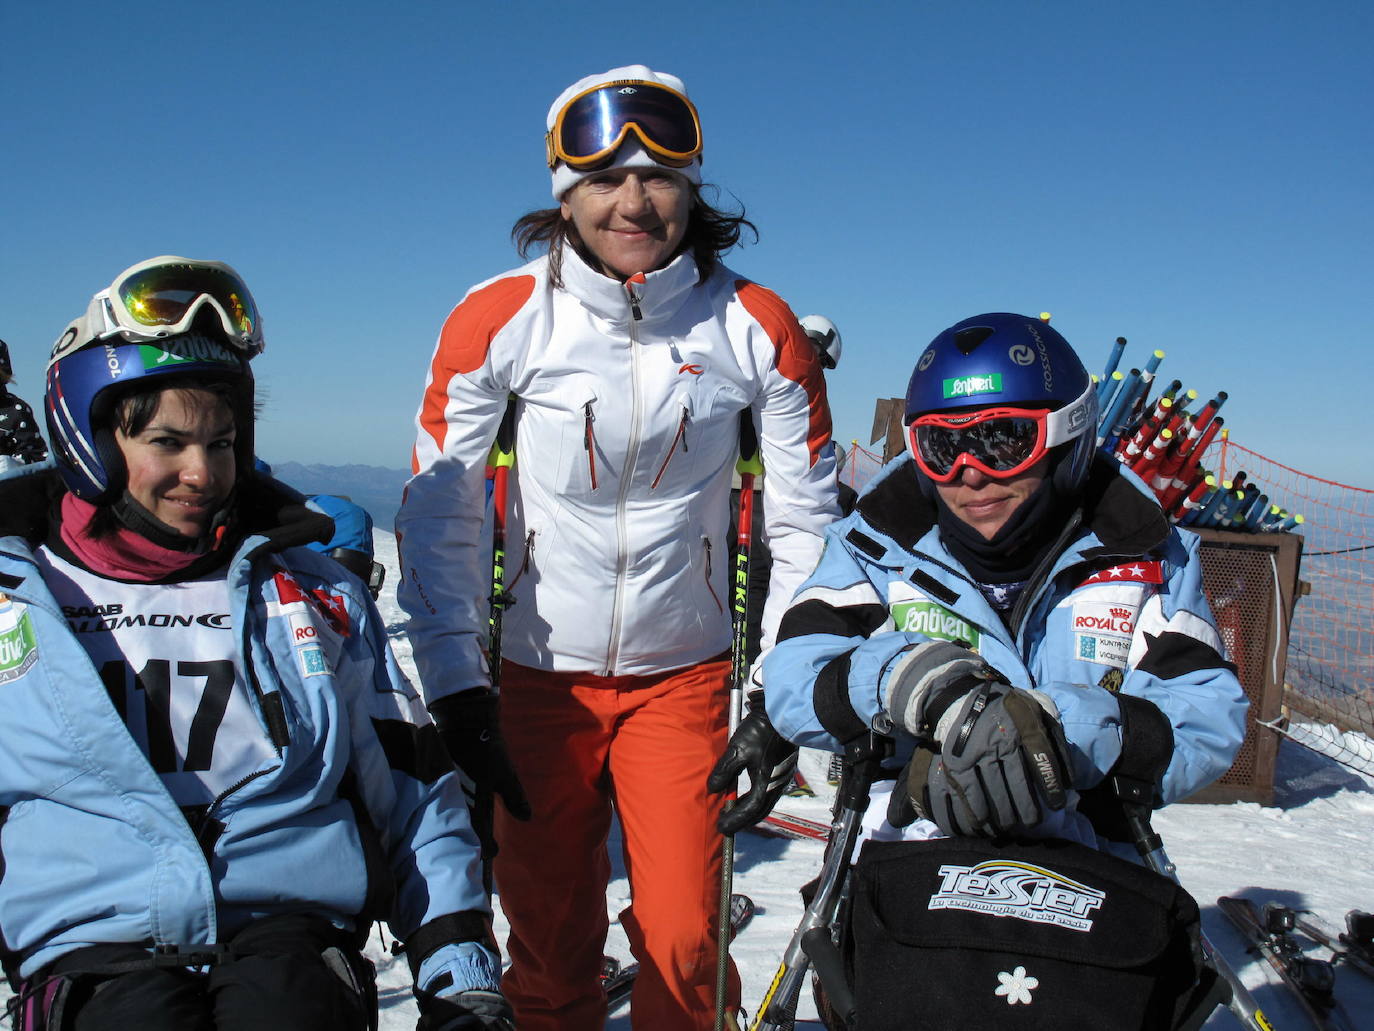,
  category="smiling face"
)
[559,167,692,280]
[934,456,1050,541]
[114,387,237,538]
